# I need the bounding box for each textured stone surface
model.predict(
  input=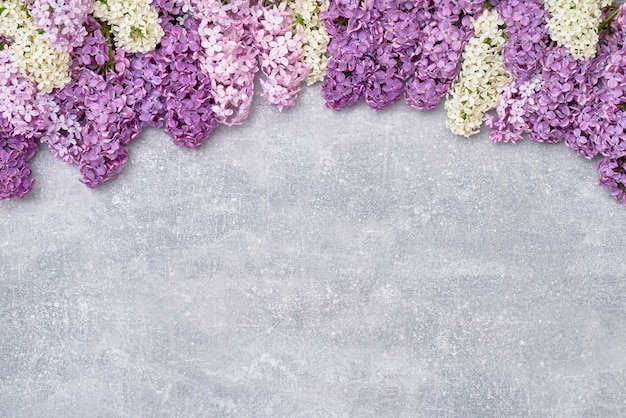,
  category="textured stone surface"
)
[1,87,626,417]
